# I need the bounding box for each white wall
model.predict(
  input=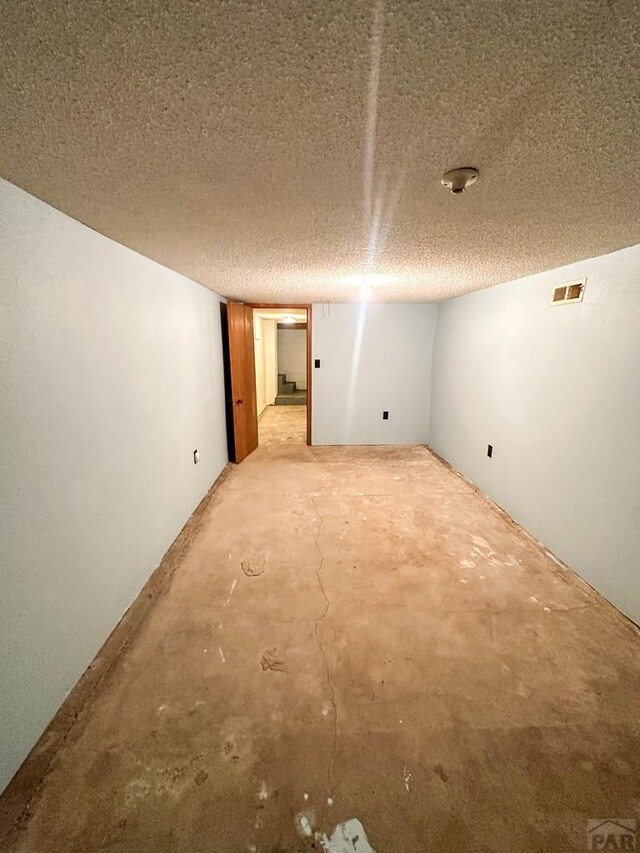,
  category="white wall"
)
[312,303,437,445]
[277,327,307,389]
[0,179,229,792]
[430,244,640,624]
